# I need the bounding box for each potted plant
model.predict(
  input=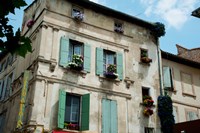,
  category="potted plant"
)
[26,19,35,28]
[64,123,79,130]
[74,12,84,21]
[114,26,124,33]
[68,54,83,71]
[104,64,118,79]
[143,95,154,107]
[143,108,154,116]
[141,52,152,64]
